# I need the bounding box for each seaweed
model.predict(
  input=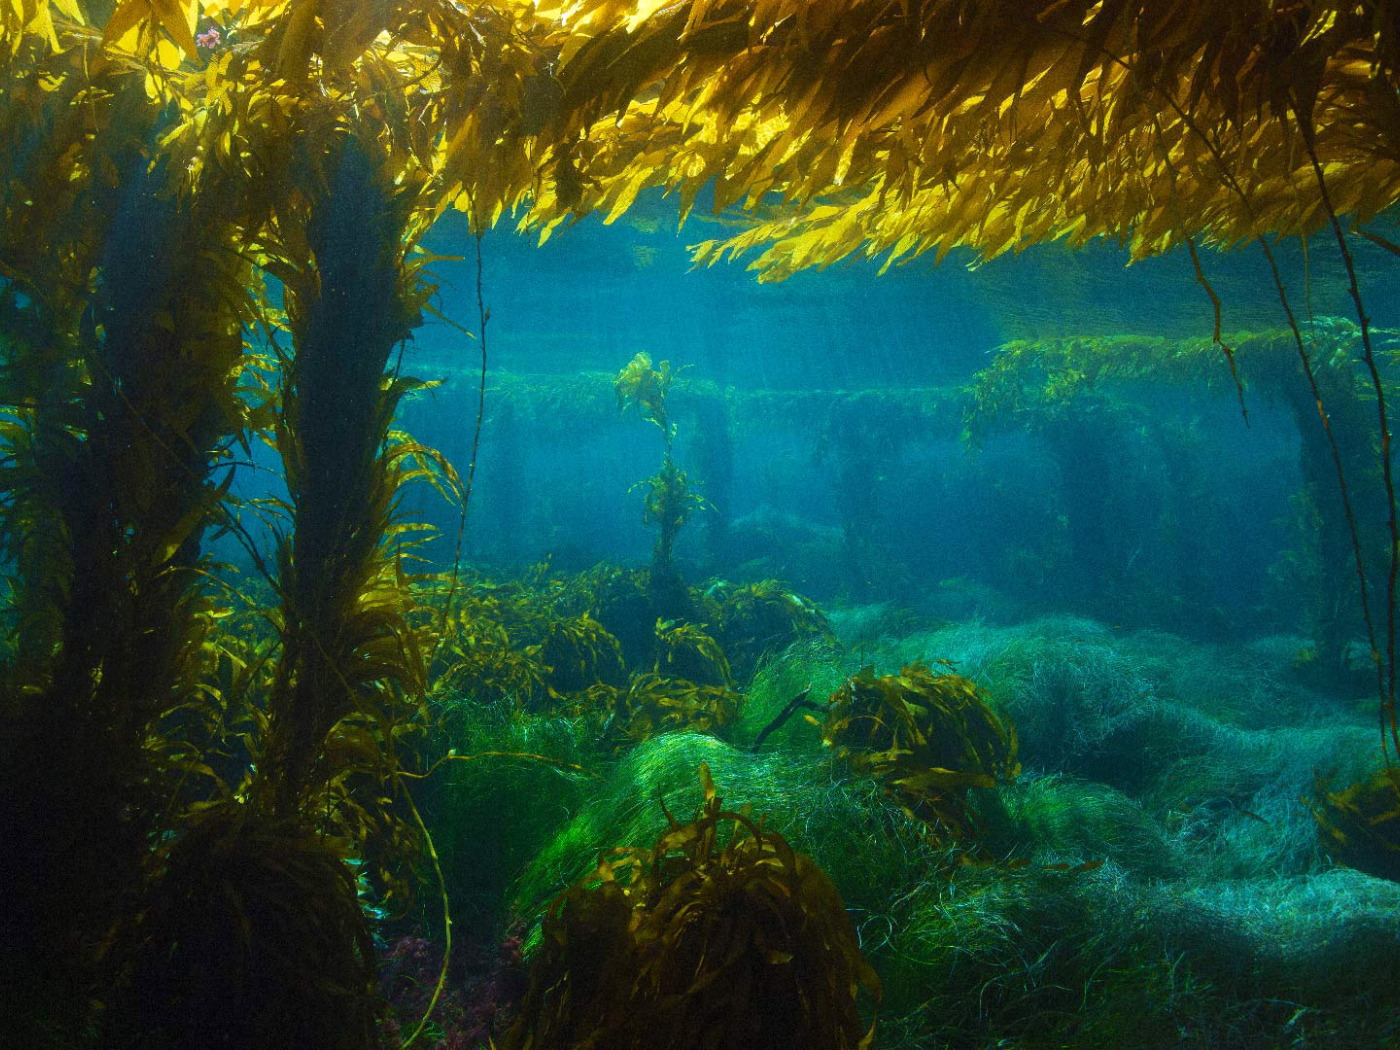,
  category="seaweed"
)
[654,618,733,688]
[4,4,1400,1046]
[616,352,709,612]
[105,804,381,1050]
[502,764,880,1050]
[964,324,1397,676]
[1312,766,1400,881]
[703,578,836,682]
[823,662,1020,848]
[597,672,741,752]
